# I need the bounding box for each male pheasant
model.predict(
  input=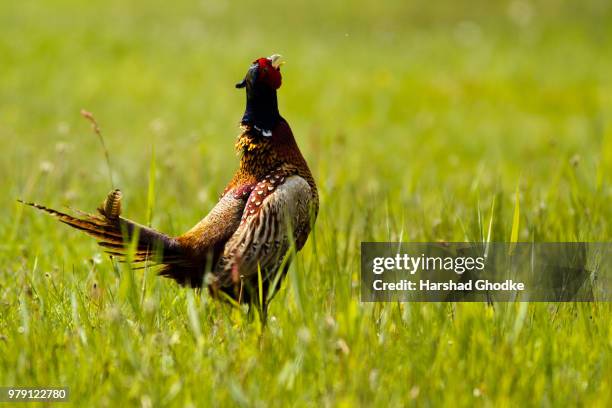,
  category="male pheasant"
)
[22,54,318,311]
